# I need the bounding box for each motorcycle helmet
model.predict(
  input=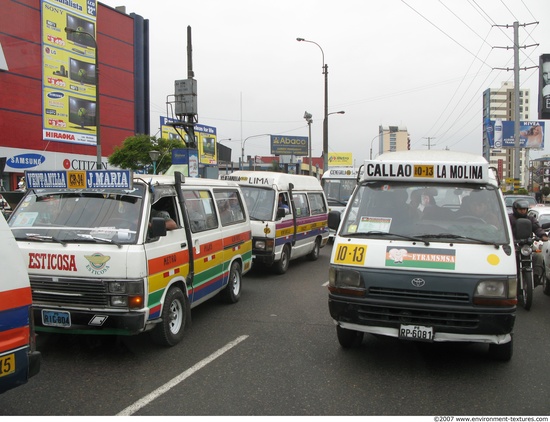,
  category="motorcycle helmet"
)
[512,199,530,218]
